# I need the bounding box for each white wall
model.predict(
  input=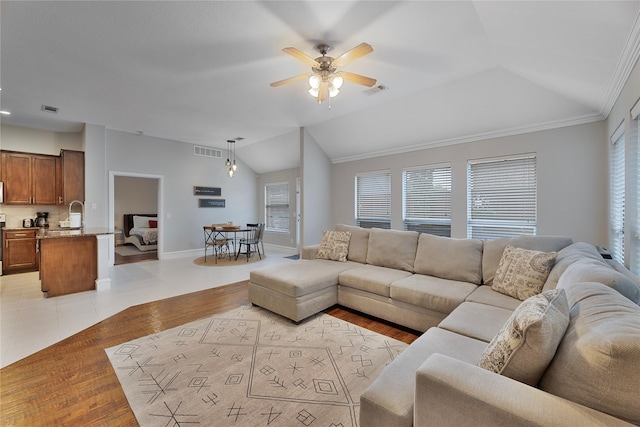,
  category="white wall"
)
[332,121,608,246]
[105,130,257,255]
[0,124,82,154]
[301,128,333,247]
